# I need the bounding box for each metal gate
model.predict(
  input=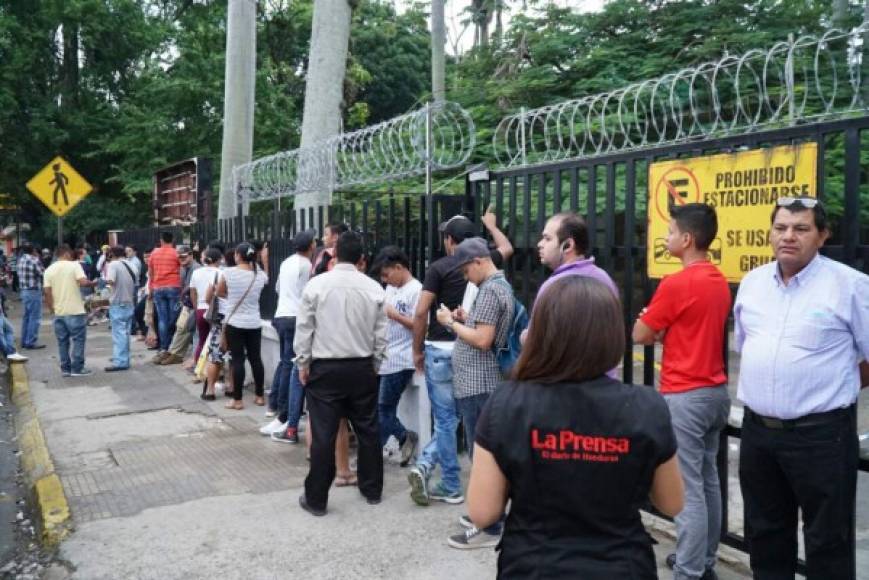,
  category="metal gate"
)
[468,115,869,563]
